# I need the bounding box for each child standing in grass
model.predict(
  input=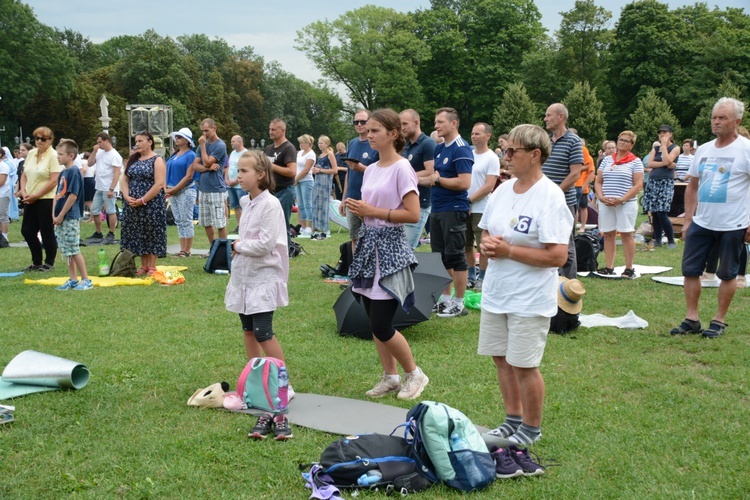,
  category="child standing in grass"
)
[53,139,91,291]
[345,108,429,400]
[224,150,292,441]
